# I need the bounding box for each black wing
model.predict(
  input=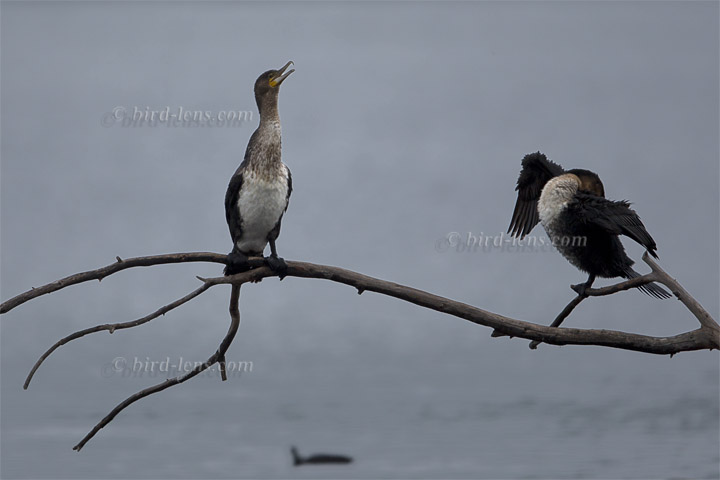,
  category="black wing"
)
[285,166,292,211]
[508,152,565,238]
[224,163,245,248]
[570,193,659,258]
[225,131,262,247]
[267,165,292,243]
